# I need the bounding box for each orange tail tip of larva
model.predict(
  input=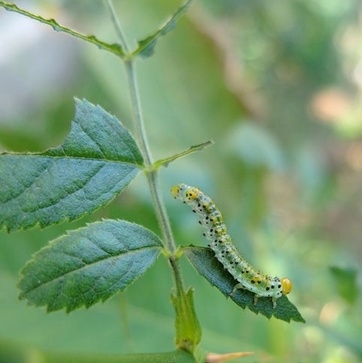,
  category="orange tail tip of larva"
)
[171,185,181,198]
[281,278,292,295]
